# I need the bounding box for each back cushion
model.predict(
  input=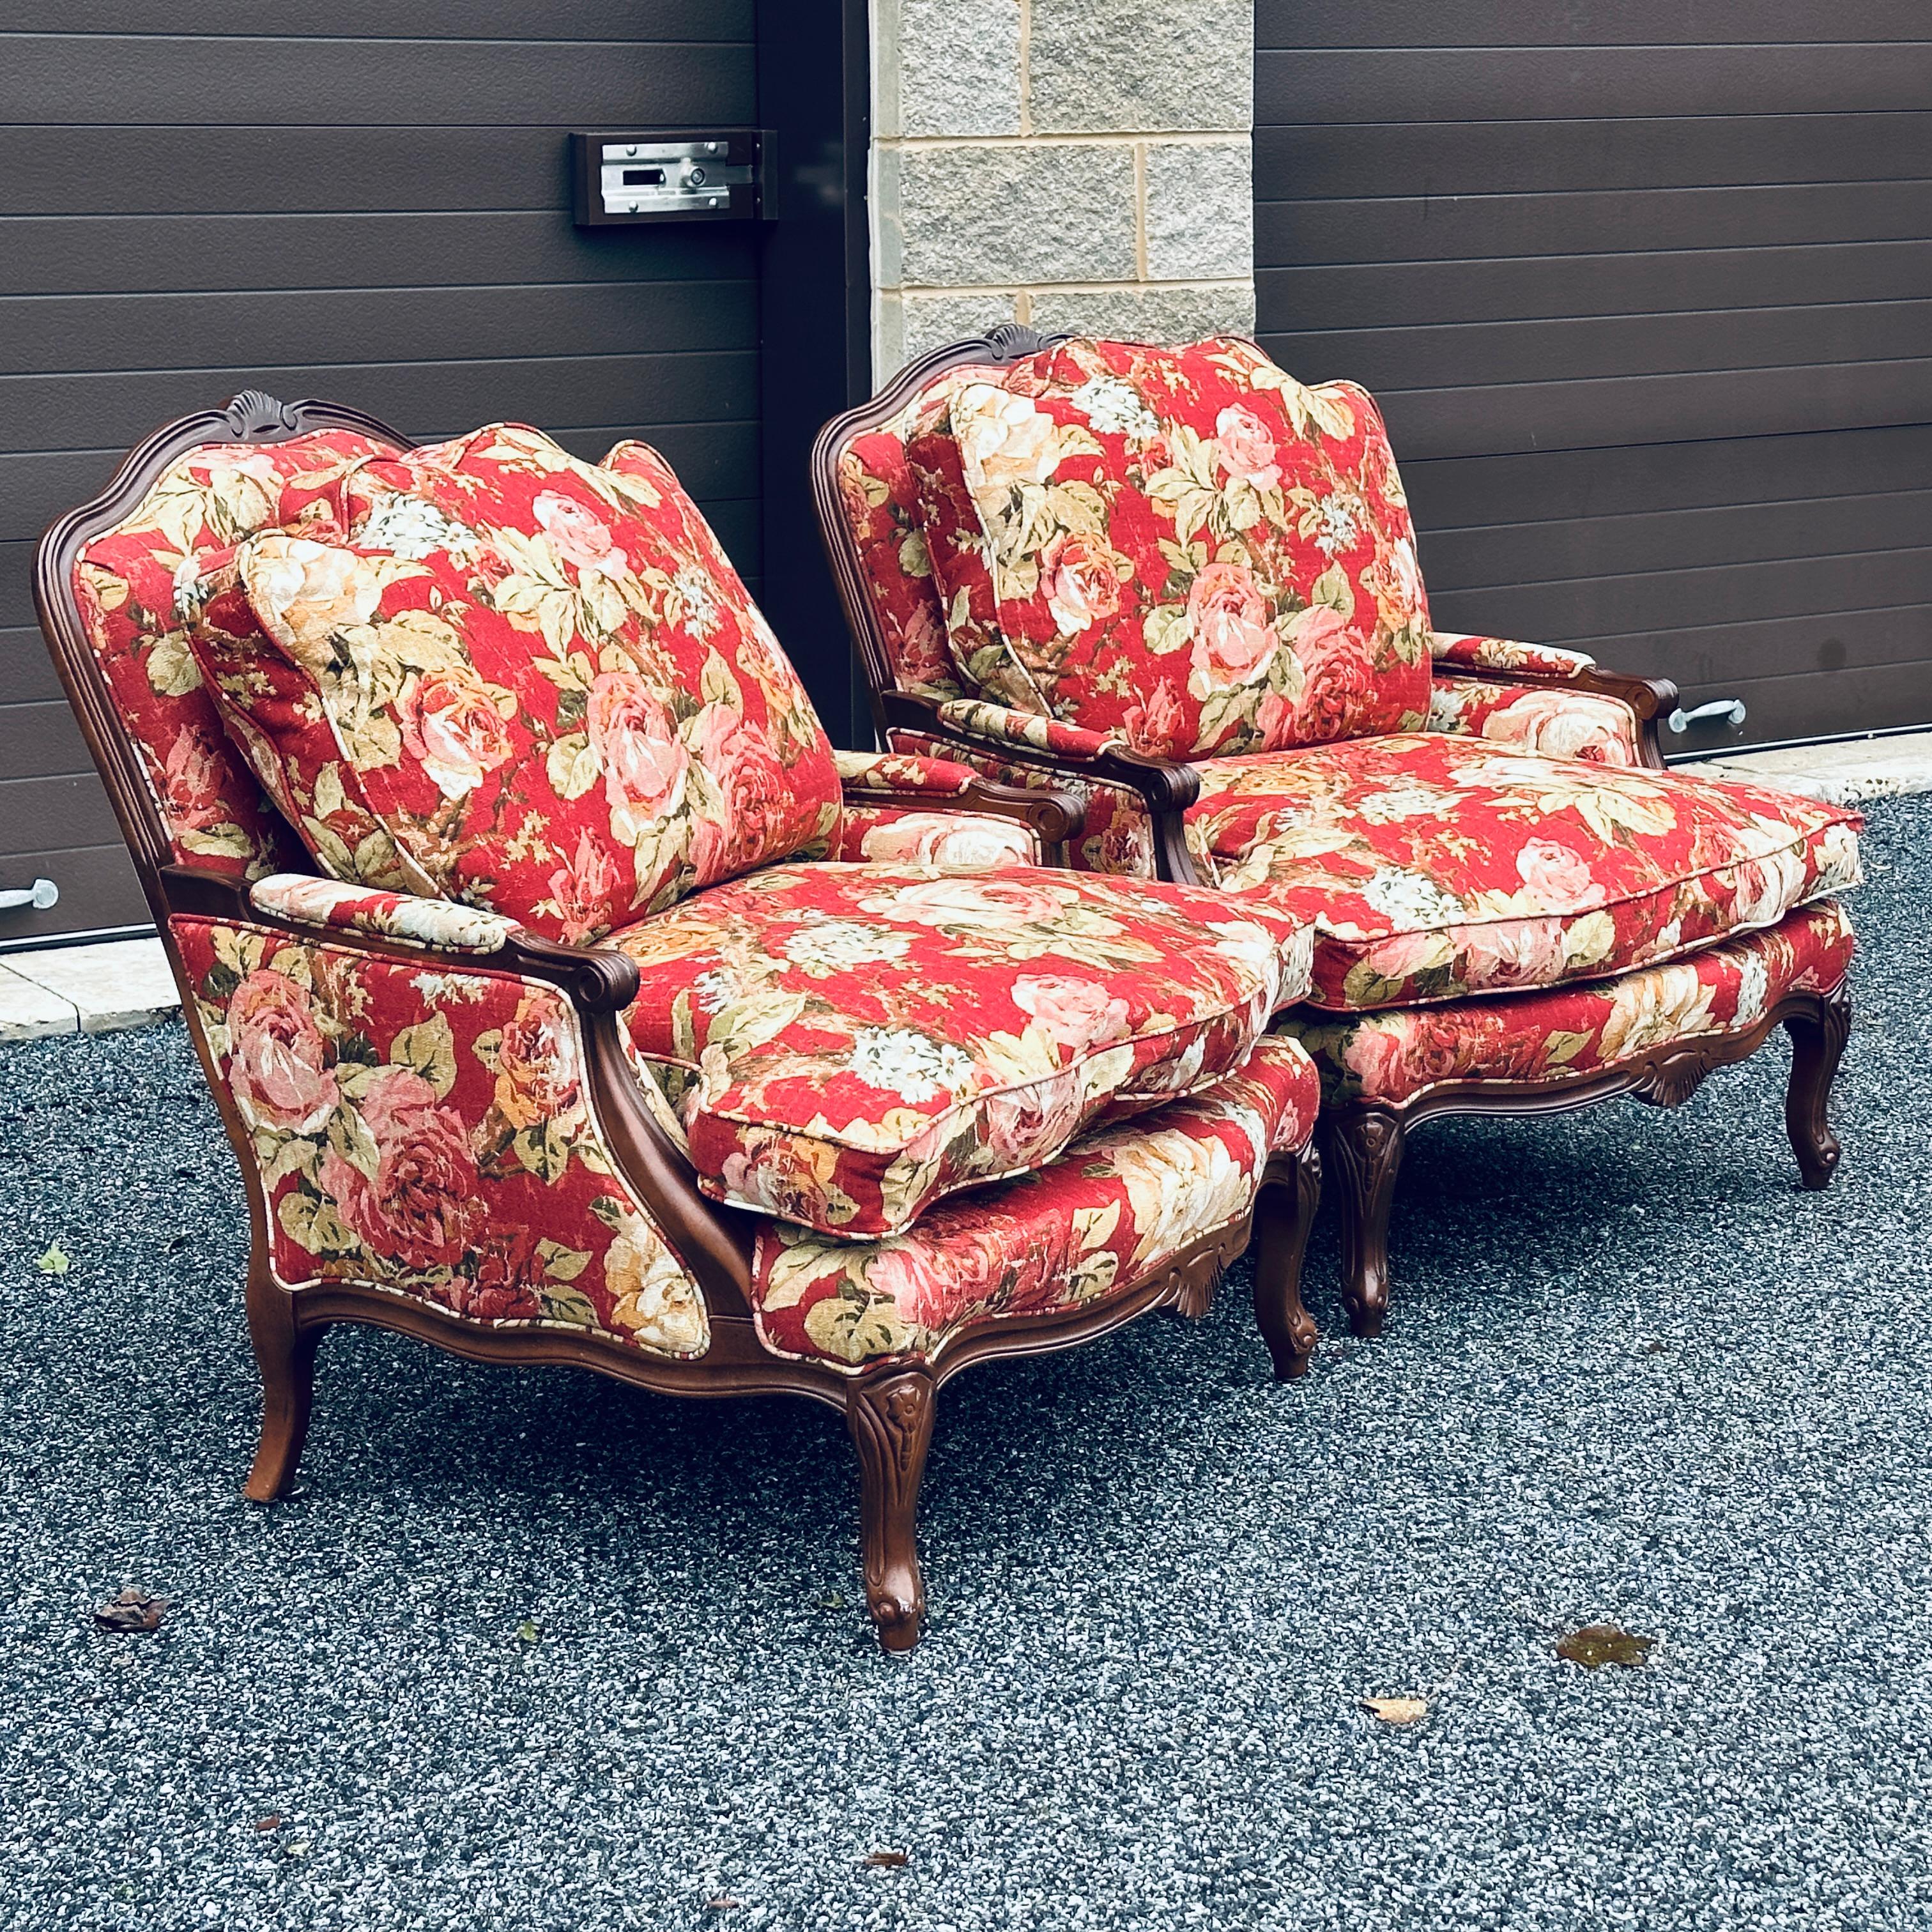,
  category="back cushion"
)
[907,337,1432,760]
[831,364,1008,700]
[71,429,396,876]
[187,424,840,942]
